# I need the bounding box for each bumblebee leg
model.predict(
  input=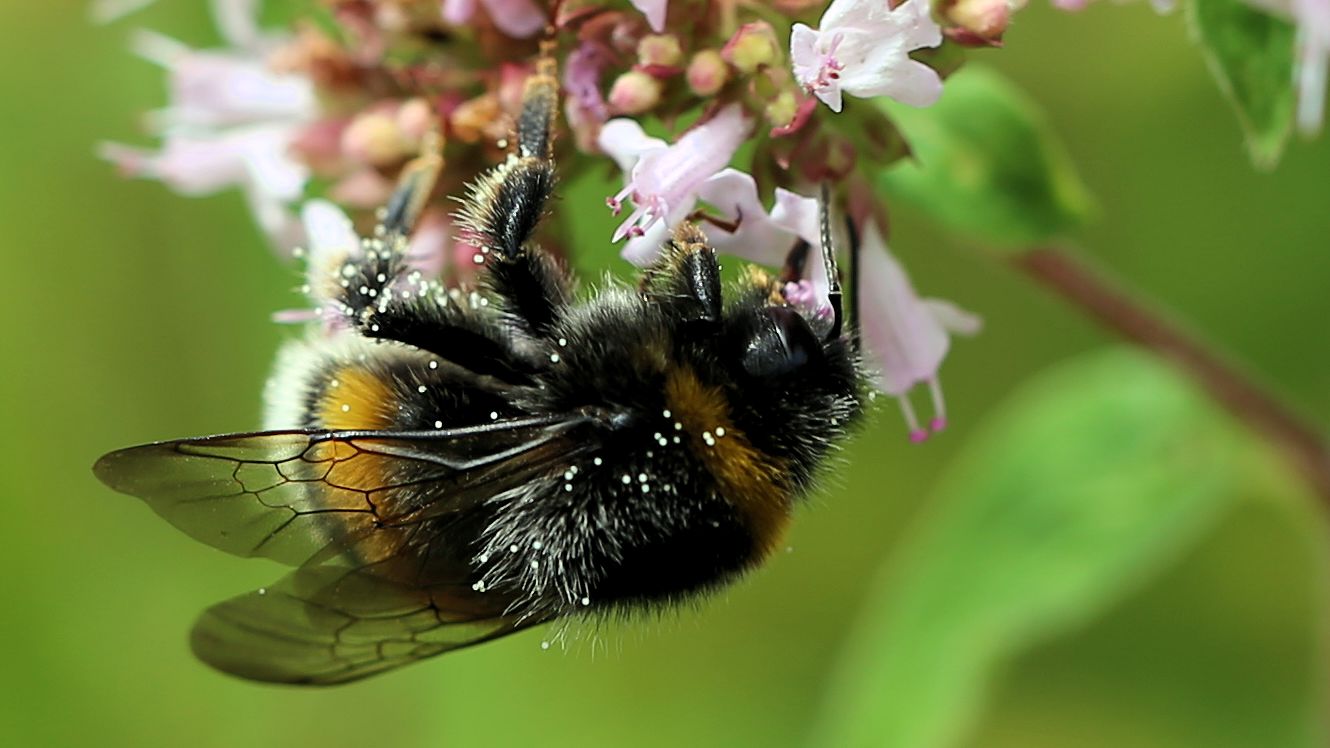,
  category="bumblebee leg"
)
[317,141,446,323]
[316,143,545,381]
[380,139,443,240]
[459,59,572,338]
[639,223,723,327]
